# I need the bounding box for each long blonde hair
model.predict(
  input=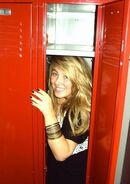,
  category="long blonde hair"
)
[48,56,92,136]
